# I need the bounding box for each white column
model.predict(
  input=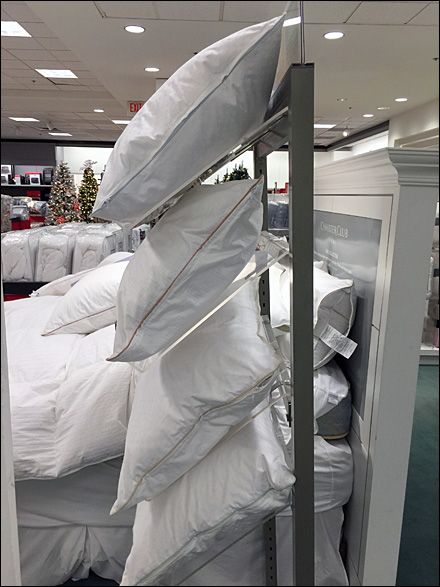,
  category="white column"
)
[1,280,21,586]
